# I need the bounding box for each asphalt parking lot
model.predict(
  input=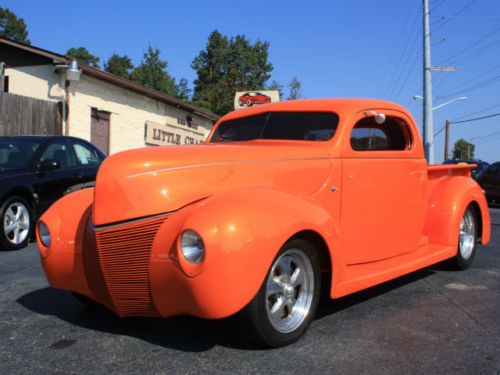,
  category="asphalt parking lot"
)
[1,209,499,375]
